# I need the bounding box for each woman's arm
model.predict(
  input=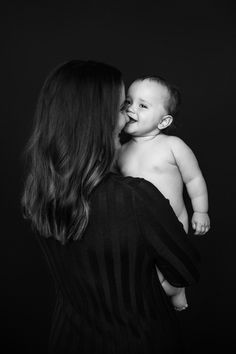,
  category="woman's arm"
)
[134,178,200,287]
